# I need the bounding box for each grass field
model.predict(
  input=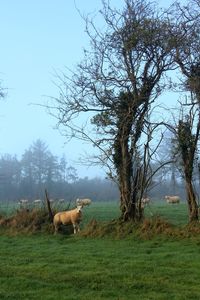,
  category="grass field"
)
[0,200,200,299]
[81,200,189,226]
[0,199,189,225]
